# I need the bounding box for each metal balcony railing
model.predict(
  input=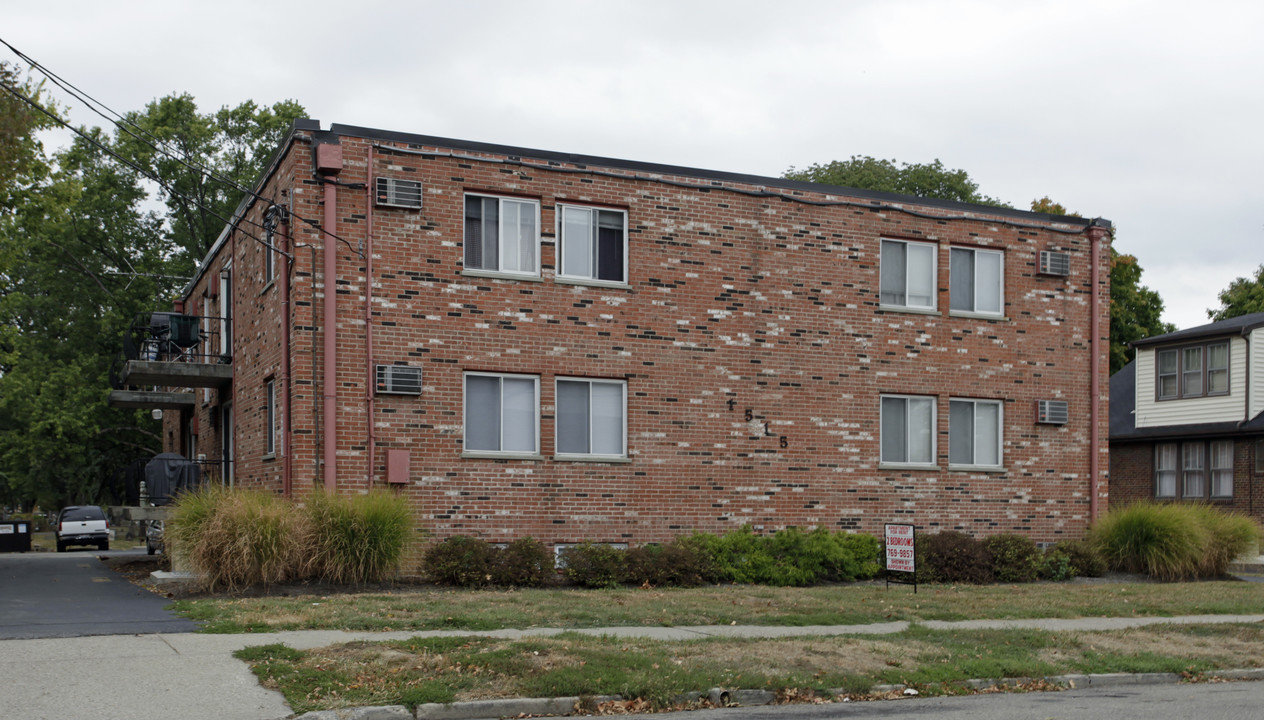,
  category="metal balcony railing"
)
[121,311,232,366]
